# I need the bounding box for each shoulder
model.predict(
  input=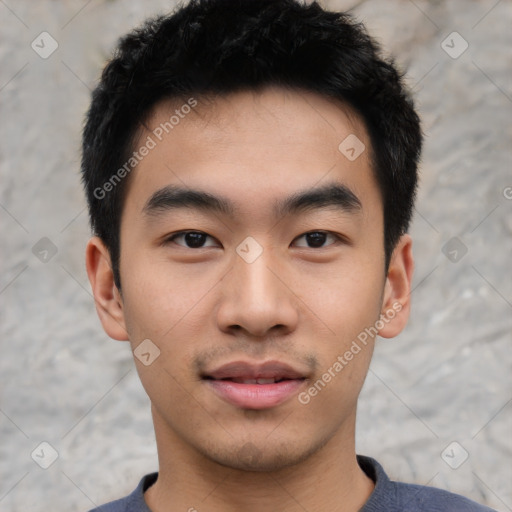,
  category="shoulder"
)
[87,495,132,512]
[358,455,496,512]
[390,480,496,512]
[87,473,157,512]
[87,497,128,512]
